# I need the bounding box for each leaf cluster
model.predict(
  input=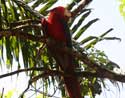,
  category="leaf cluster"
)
[119,0,125,19]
